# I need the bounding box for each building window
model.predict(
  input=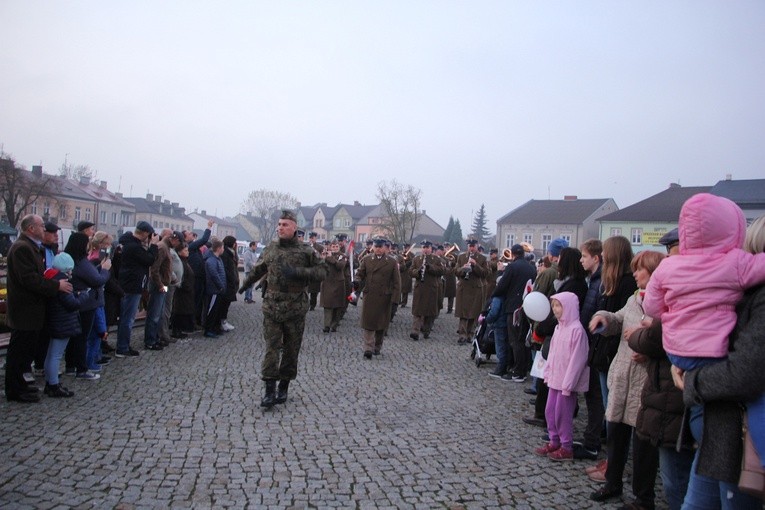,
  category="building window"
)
[506,233,516,248]
[100,211,107,224]
[121,212,130,226]
[344,218,351,227]
[523,233,533,245]
[74,207,81,221]
[359,233,367,243]
[60,205,67,219]
[43,203,50,217]
[112,212,118,225]
[561,235,571,244]
[631,228,643,245]
[85,208,92,221]
[30,203,37,215]
[542,234,552,253]
[610,228,622,237]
